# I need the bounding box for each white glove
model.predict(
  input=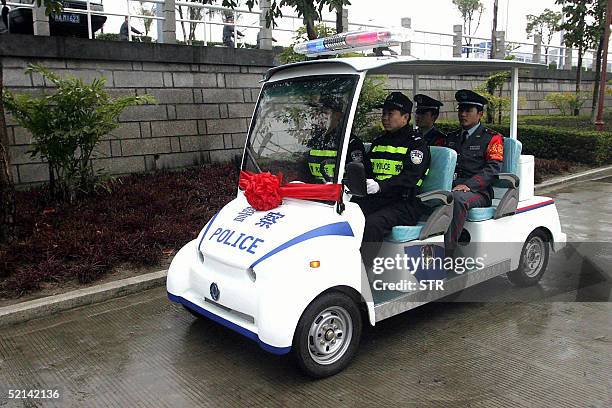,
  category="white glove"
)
[366,179,380,195]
